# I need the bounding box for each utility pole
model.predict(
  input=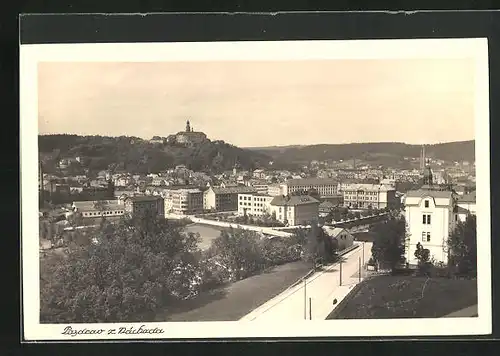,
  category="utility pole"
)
[339,259,343,286]
[303,279,307,320]
[362,242,365,266]
[358,257,361,283]
[309,298,312,320]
